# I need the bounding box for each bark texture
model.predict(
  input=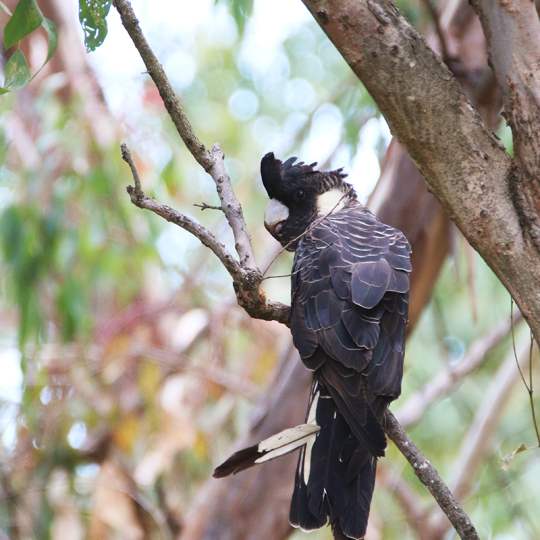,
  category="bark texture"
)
[470,0,540,251]
[302,0,540,348]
